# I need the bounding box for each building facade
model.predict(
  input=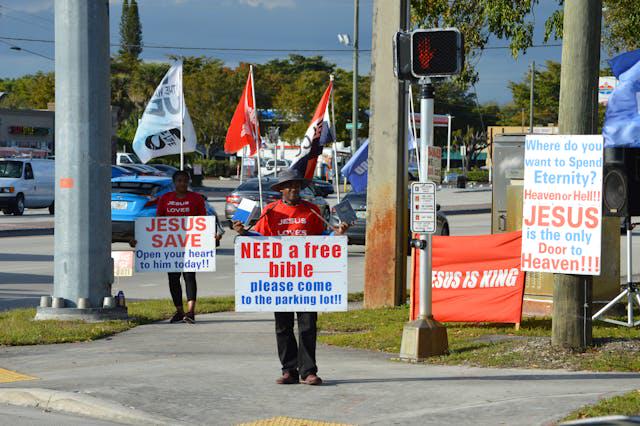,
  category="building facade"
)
[0,108,54,157]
